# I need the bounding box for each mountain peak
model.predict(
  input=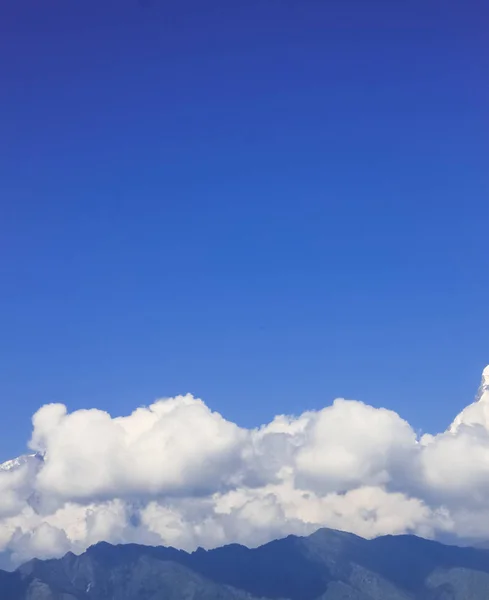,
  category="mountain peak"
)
[0,453,43,472]
[6,529,489,600]
[475,365,489,402]
[448,365,489,433]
